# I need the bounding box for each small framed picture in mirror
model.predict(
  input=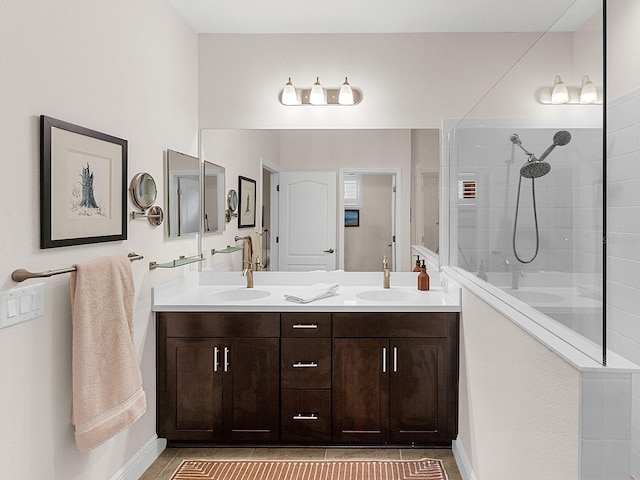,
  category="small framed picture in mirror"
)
[345,209,359,227]
[238,176,256,228]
